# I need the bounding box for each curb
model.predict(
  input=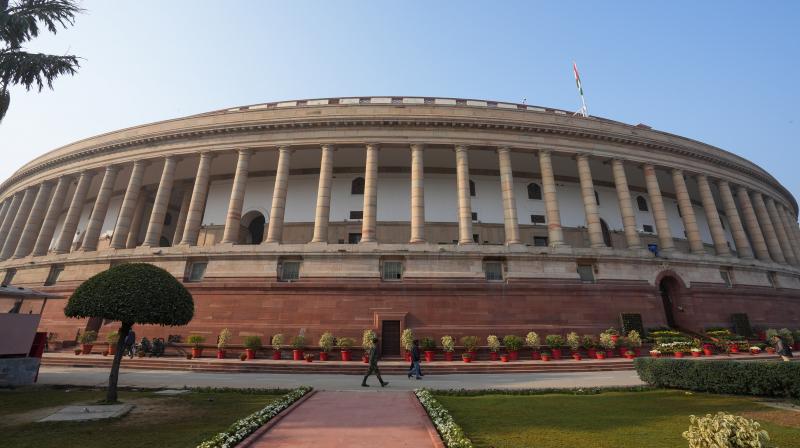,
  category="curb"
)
[236,389,317,448]
[409,391,446,448]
